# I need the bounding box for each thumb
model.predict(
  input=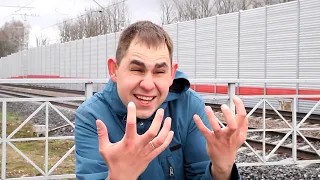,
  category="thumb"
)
[96,119,110,148]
